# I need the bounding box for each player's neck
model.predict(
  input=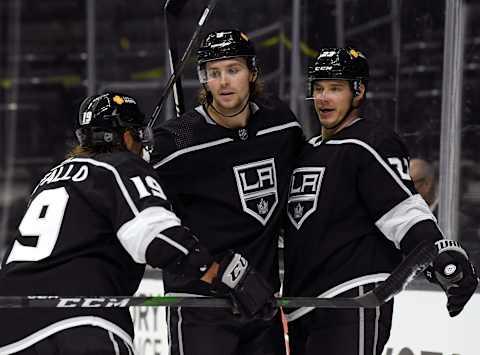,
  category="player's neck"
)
[321,110,359,141]
[207,102,251,129]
